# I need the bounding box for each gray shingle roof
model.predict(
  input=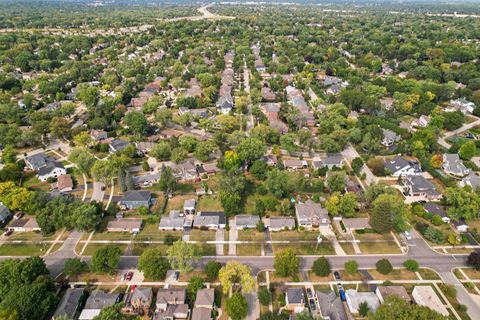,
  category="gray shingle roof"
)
[121,190,151,202]
[53,288,84,319]
[287,288,305,304]
[316,291,347,320]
